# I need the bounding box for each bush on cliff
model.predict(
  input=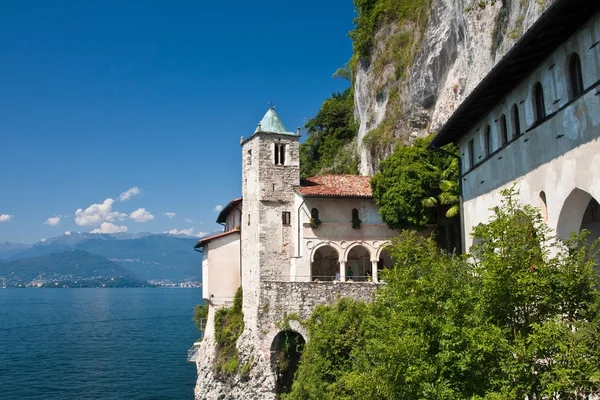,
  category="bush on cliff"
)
[285,188,600,399]
[214,287,244,376]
